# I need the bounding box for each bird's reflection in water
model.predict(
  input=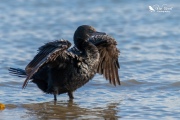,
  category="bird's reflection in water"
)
[22,100,121,119]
